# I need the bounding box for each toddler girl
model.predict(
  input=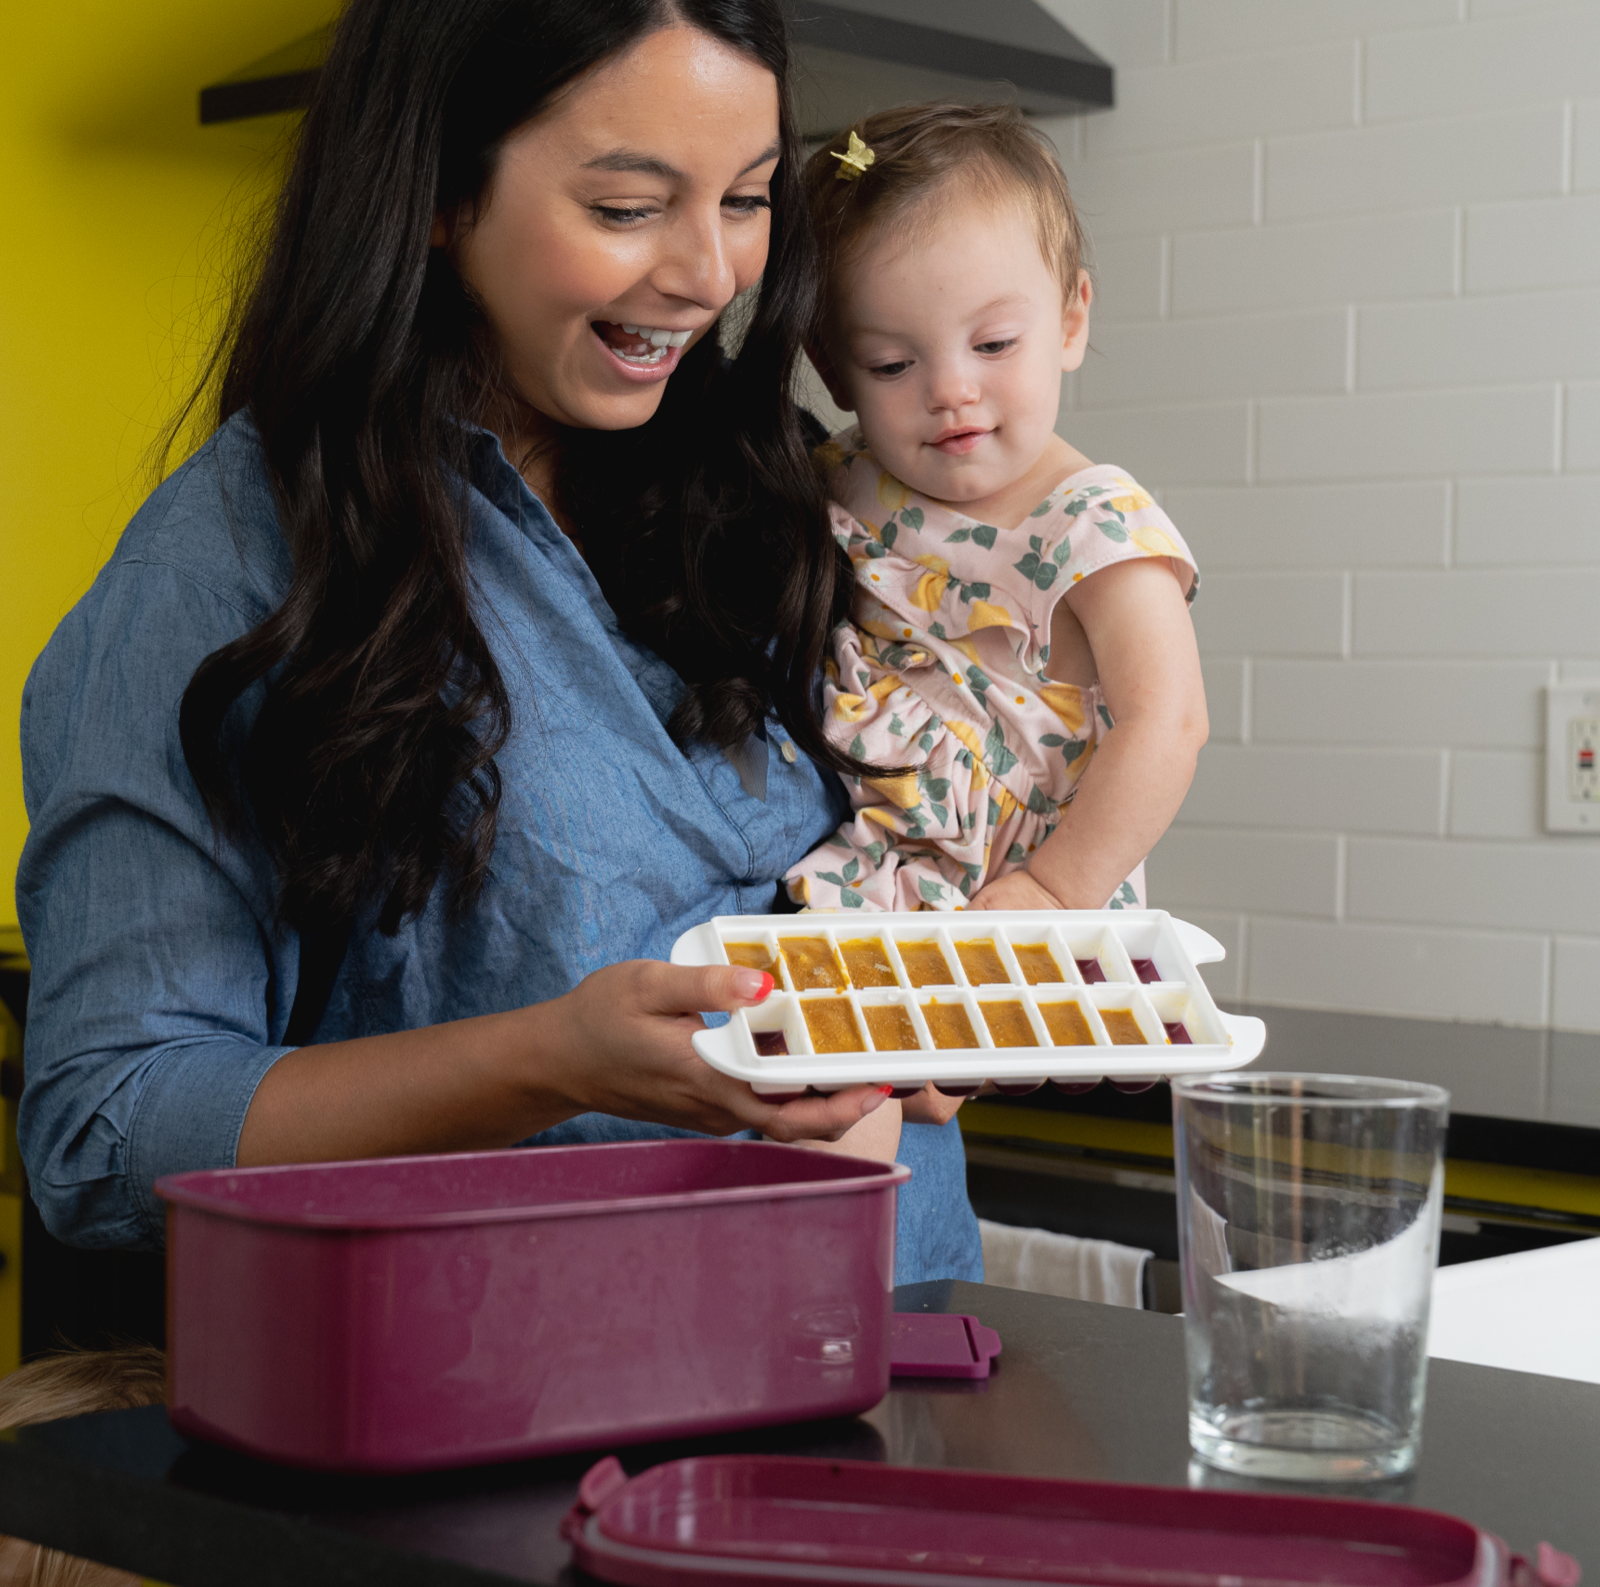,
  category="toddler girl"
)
[786,102,1207,918]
